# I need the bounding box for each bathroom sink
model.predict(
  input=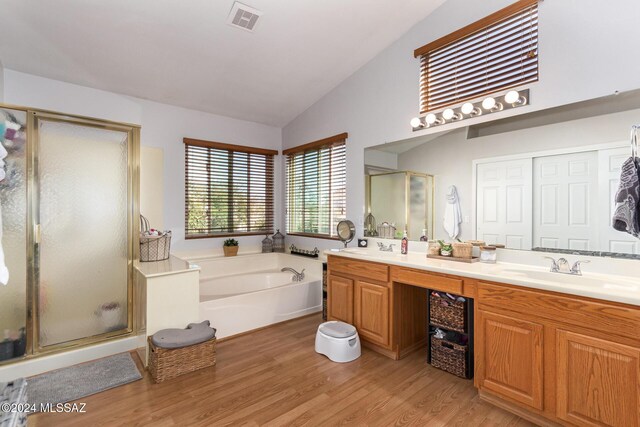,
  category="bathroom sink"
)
[500,268,639,291]
[340,248,404,258]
